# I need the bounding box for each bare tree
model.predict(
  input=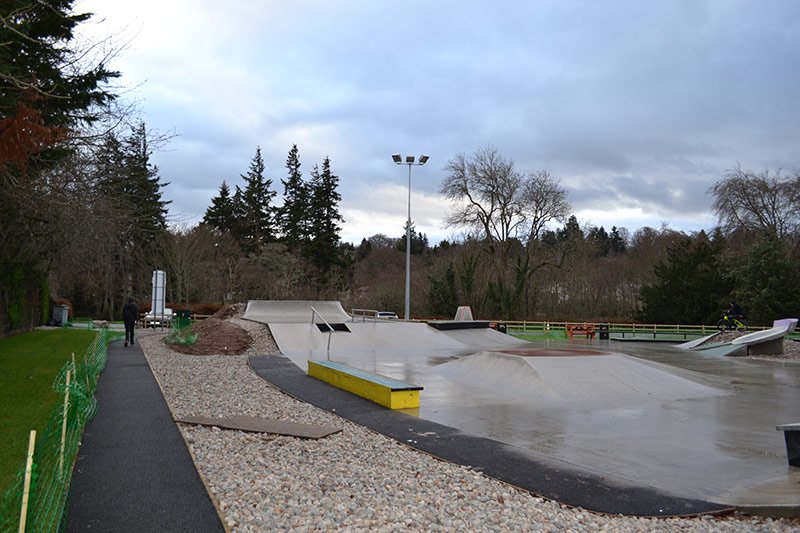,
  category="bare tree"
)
[441,146,524,244]
[710,165,800,240]
[158,226,208,305]
[521,169,571,242]
[441,146,571,246]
